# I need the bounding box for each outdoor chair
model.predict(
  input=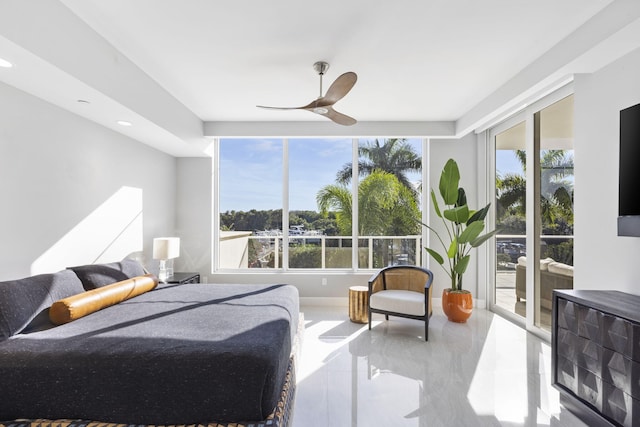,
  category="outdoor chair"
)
[368,265,433,341]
